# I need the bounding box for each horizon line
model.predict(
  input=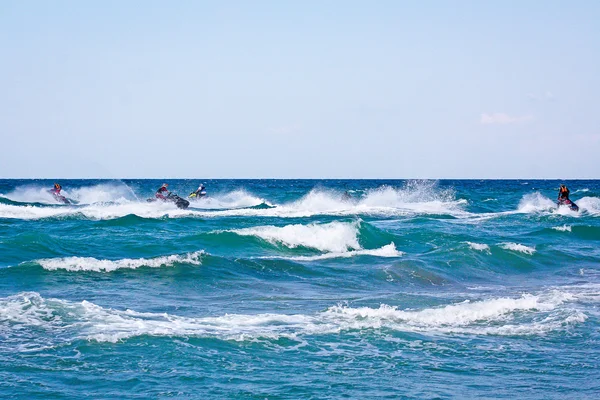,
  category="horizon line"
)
[1,177,598,181]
